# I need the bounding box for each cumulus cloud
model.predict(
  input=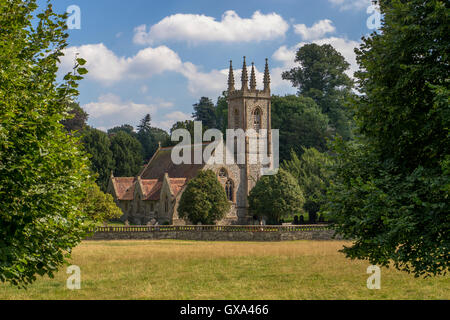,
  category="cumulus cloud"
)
[60,44,182,85]
[133,10,289,45]
[294,19,336,41]
[154,111,193,131]
[328,0,370,11]
[82,94,167,129]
